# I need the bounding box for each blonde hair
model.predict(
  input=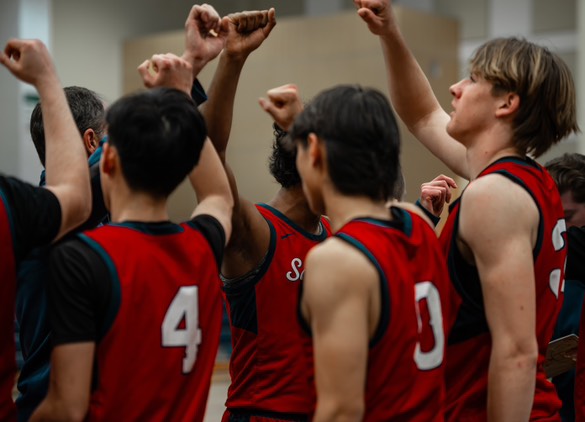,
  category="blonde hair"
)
[470,37,579,157]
